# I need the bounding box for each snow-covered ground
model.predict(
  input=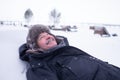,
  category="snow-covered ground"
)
[0,25,120,80]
